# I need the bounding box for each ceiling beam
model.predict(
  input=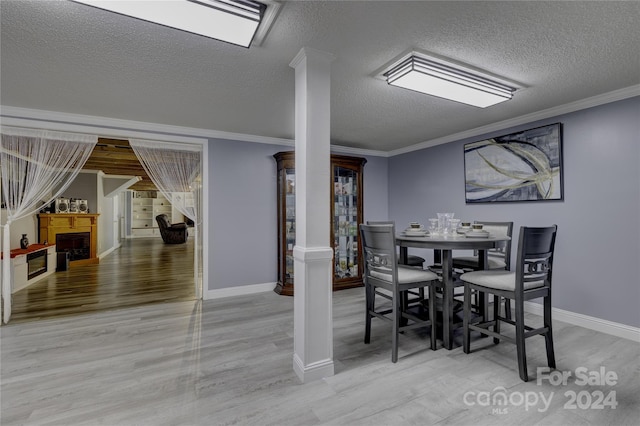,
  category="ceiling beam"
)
[83,138,157,191]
